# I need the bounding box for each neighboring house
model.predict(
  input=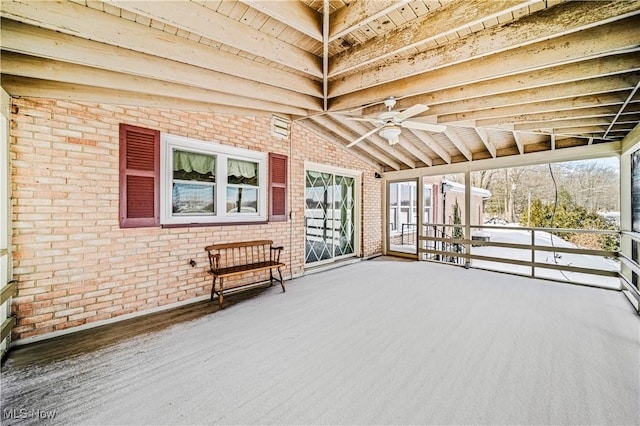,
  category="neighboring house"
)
[388,178,491,248]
